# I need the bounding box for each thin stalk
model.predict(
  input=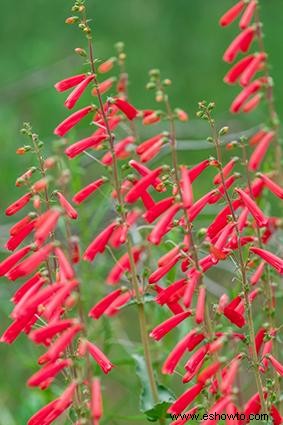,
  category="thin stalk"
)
[206,112,268,414]
[241,143,280,406]
[162,91,222,386]
[84,23,164,421]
